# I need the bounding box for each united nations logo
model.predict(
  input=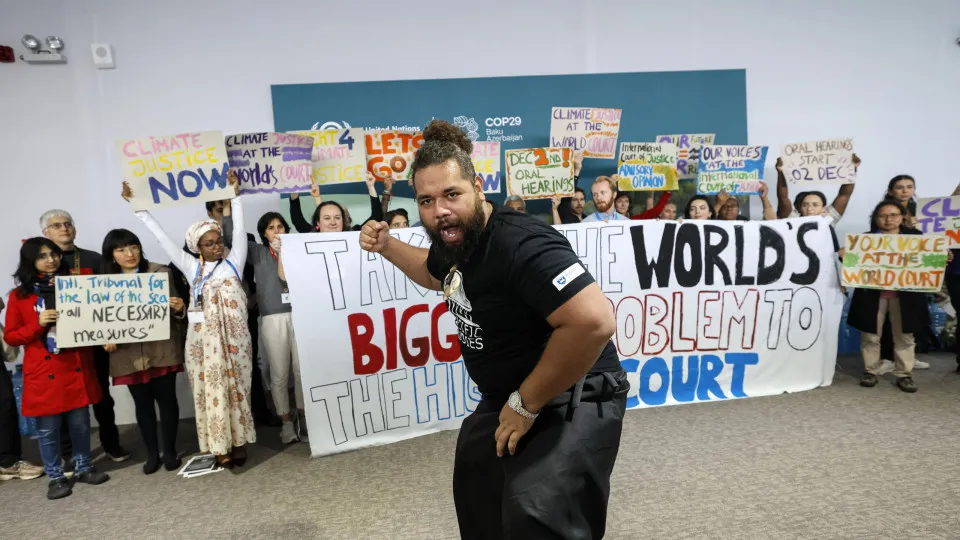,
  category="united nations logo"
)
[310,120,352,130]
[453,116,479,141]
